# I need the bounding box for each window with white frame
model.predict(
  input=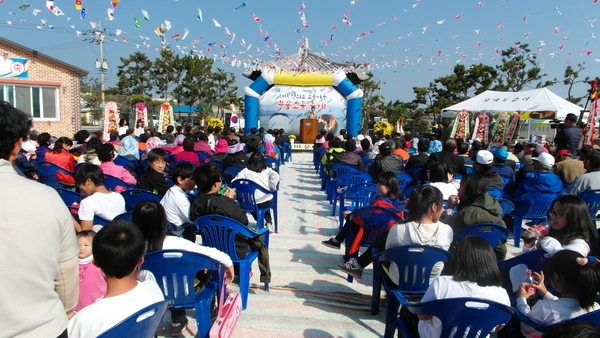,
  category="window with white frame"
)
[0,84,59,119]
